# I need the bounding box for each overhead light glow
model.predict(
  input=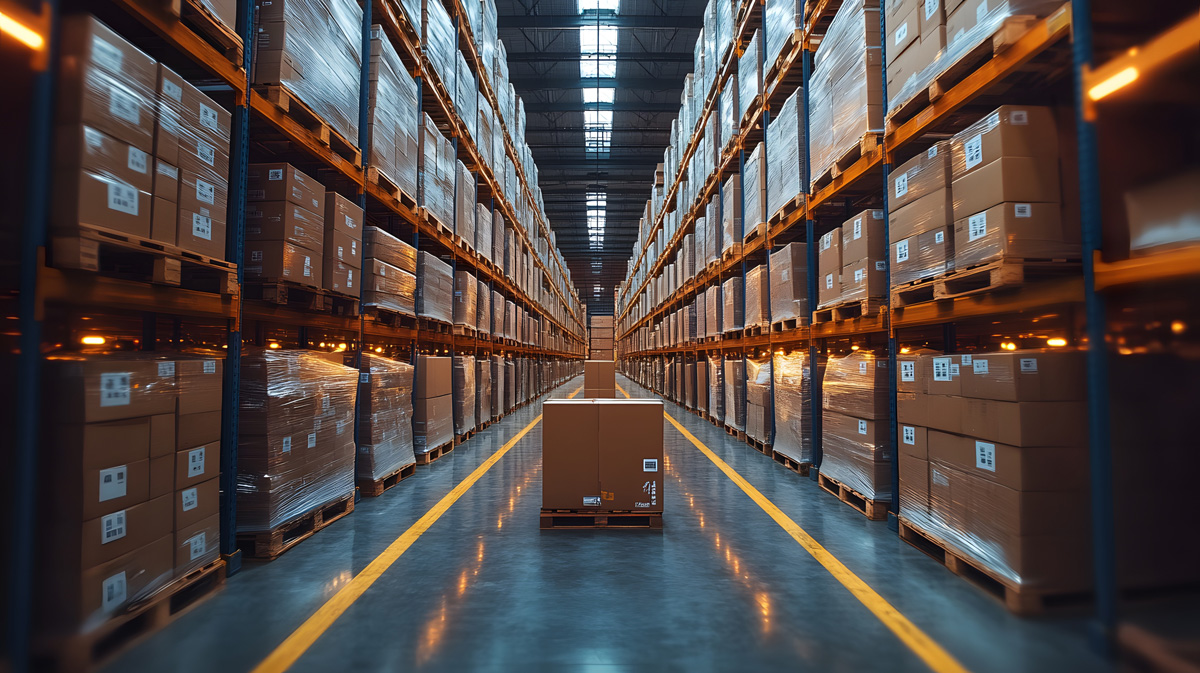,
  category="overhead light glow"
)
[0,11,45,50]
[81,336,106,346]
[1088,67,1138,101]
[268,342,281,349]
[583,87,615,104]
[1046,338,1067,347]
[578,0,619,13]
